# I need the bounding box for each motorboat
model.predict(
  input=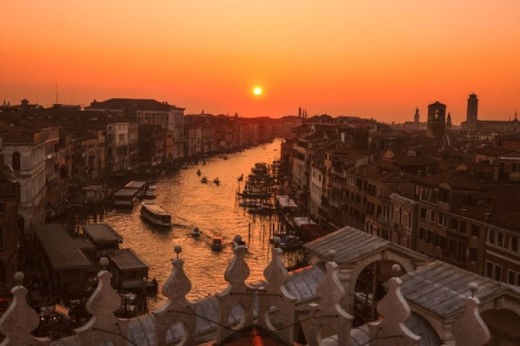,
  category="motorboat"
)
[211,238,223,252]
[201,176,208,184]
[196,169,201,176]
[144,186,157,199]
[140,202,171,227]
[192,227,201,238]
[214,177,220,185]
